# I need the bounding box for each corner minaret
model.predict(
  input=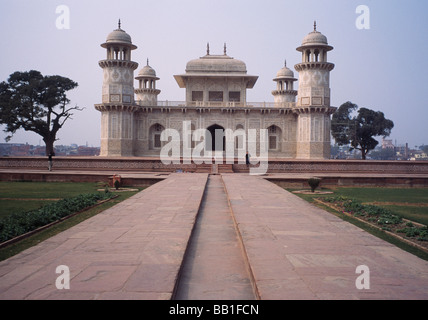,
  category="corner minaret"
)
[95,21,139,156]
[135,59,161,106]
[272,60,297,105]
[294,22,336,159]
